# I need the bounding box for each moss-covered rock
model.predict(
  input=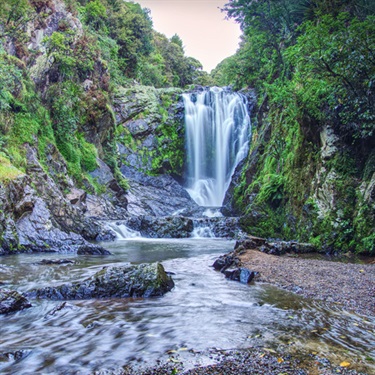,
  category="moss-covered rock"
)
[113,85,185,176]
[233,107,375,254]
[27,262,174,299]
